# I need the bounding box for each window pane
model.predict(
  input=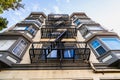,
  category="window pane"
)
[96,46,106,55]
[12,40,27,57]
[64,49,74,58]
[91,40,100,49]
[74,19,81,26]
[14,27,26,30]
[0,40,16,50]
[84,33,92,38]
[87,26,103,30]
[47,50,57,58]
[101,38,120,50]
